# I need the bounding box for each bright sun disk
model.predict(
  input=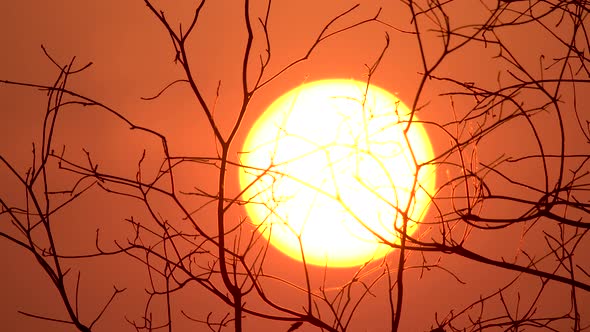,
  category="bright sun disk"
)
[239,79,436,268]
